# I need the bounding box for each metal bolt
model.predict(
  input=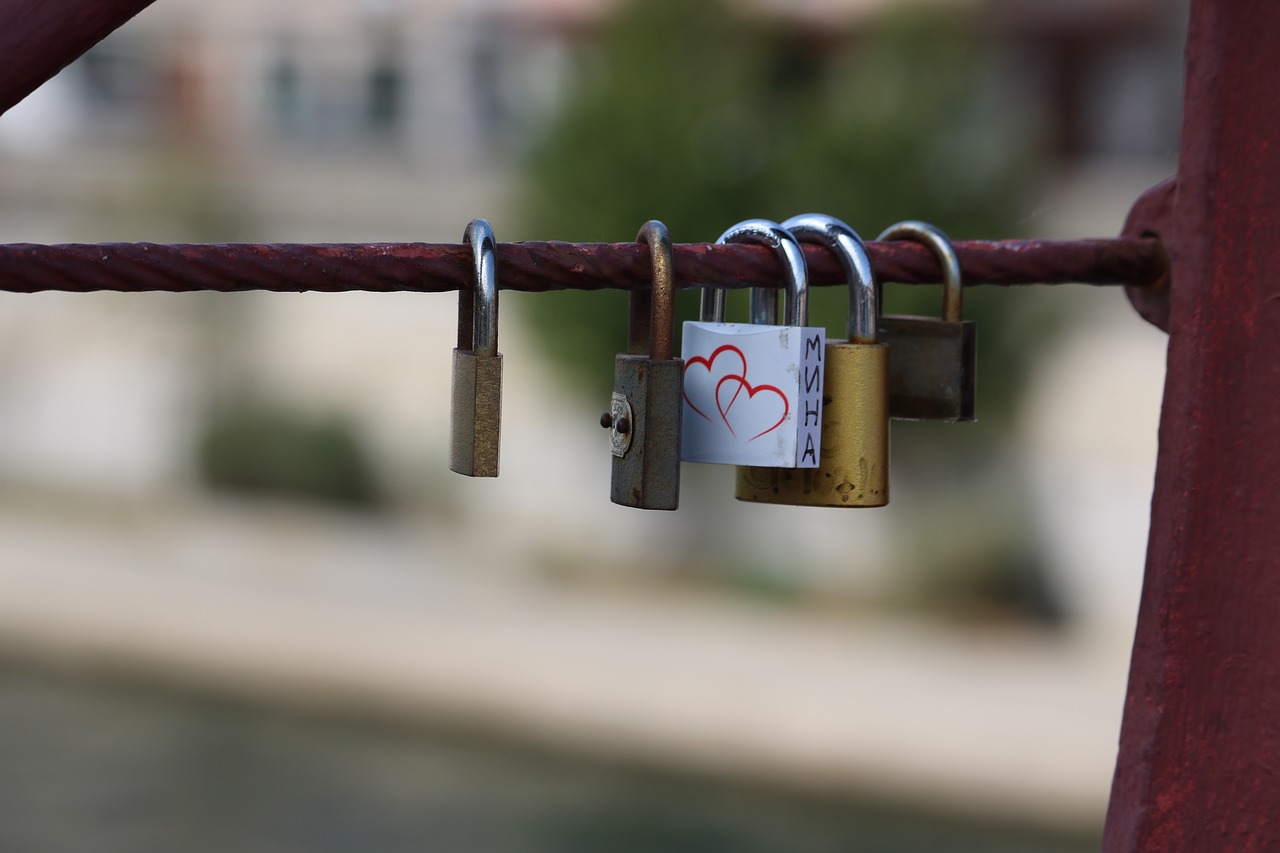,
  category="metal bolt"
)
[615,417,630,435]
[600,412,613,429]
